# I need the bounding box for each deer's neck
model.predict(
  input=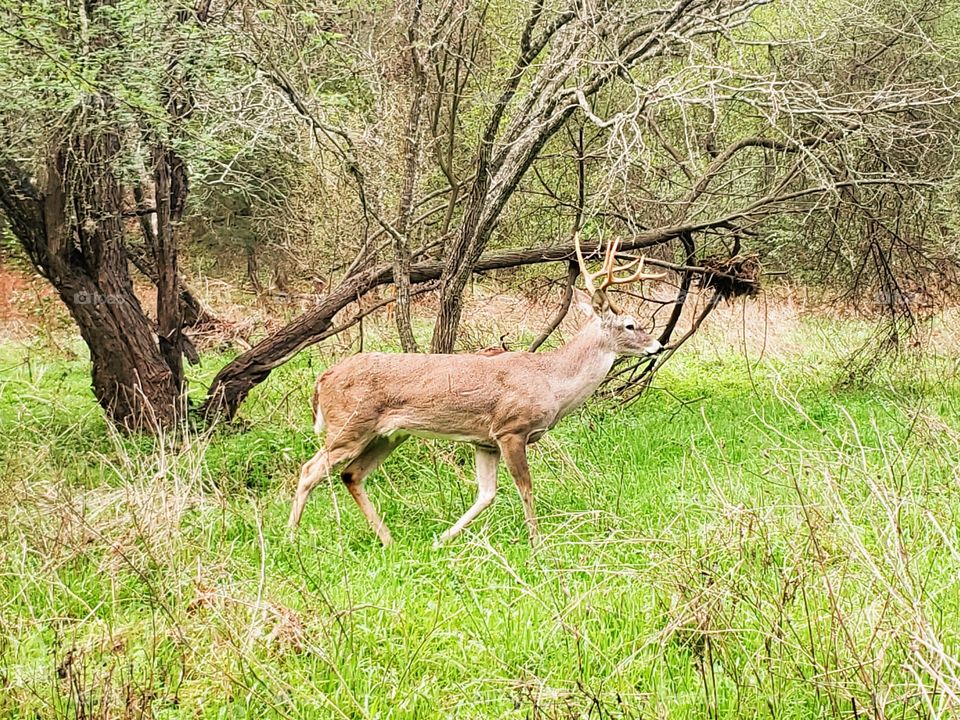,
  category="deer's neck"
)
[542,320,616,419]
